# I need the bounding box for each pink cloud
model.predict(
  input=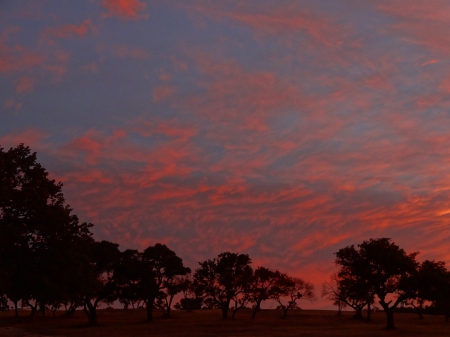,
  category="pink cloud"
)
[152,86,176,102]
[0,40,45,73]
[102,0,147,20]
[42,19,94,39]
[184,1,346,46]
[0,128,46,150]
[15,77,36,93]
